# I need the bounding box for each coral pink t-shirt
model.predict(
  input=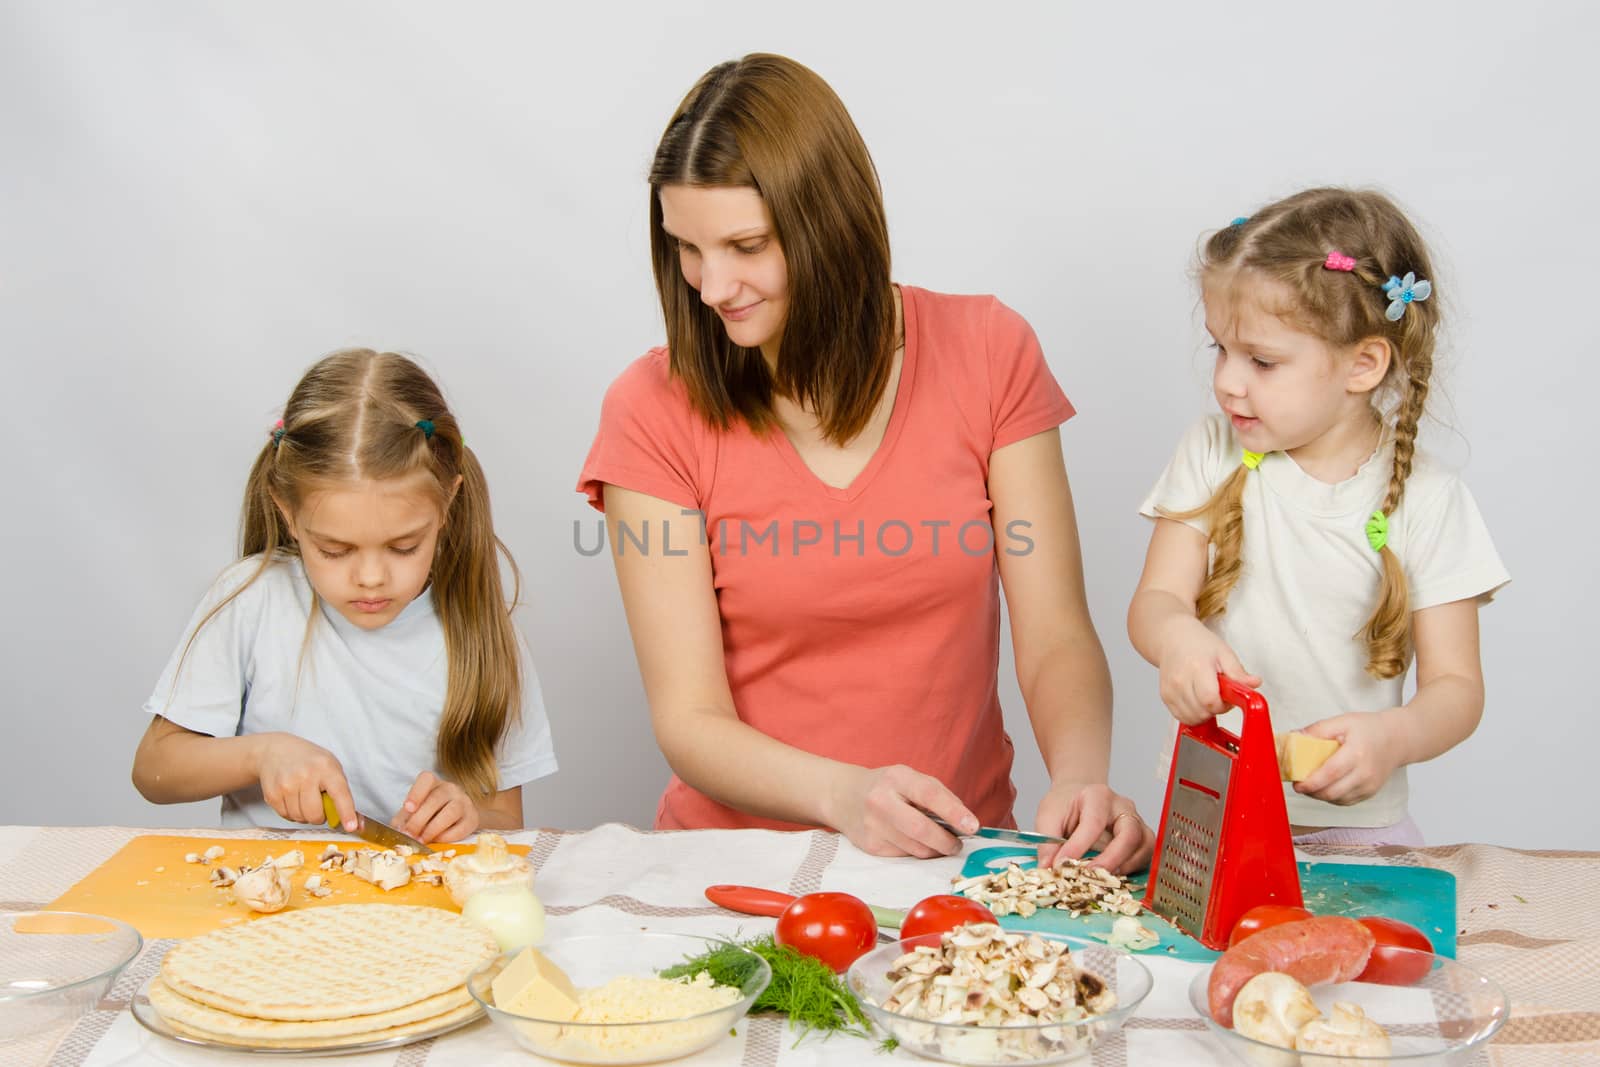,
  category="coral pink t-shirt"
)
[577,286,1074,831]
